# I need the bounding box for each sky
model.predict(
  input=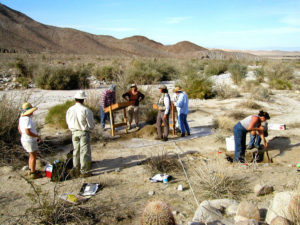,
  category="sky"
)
[1,0,300,50]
